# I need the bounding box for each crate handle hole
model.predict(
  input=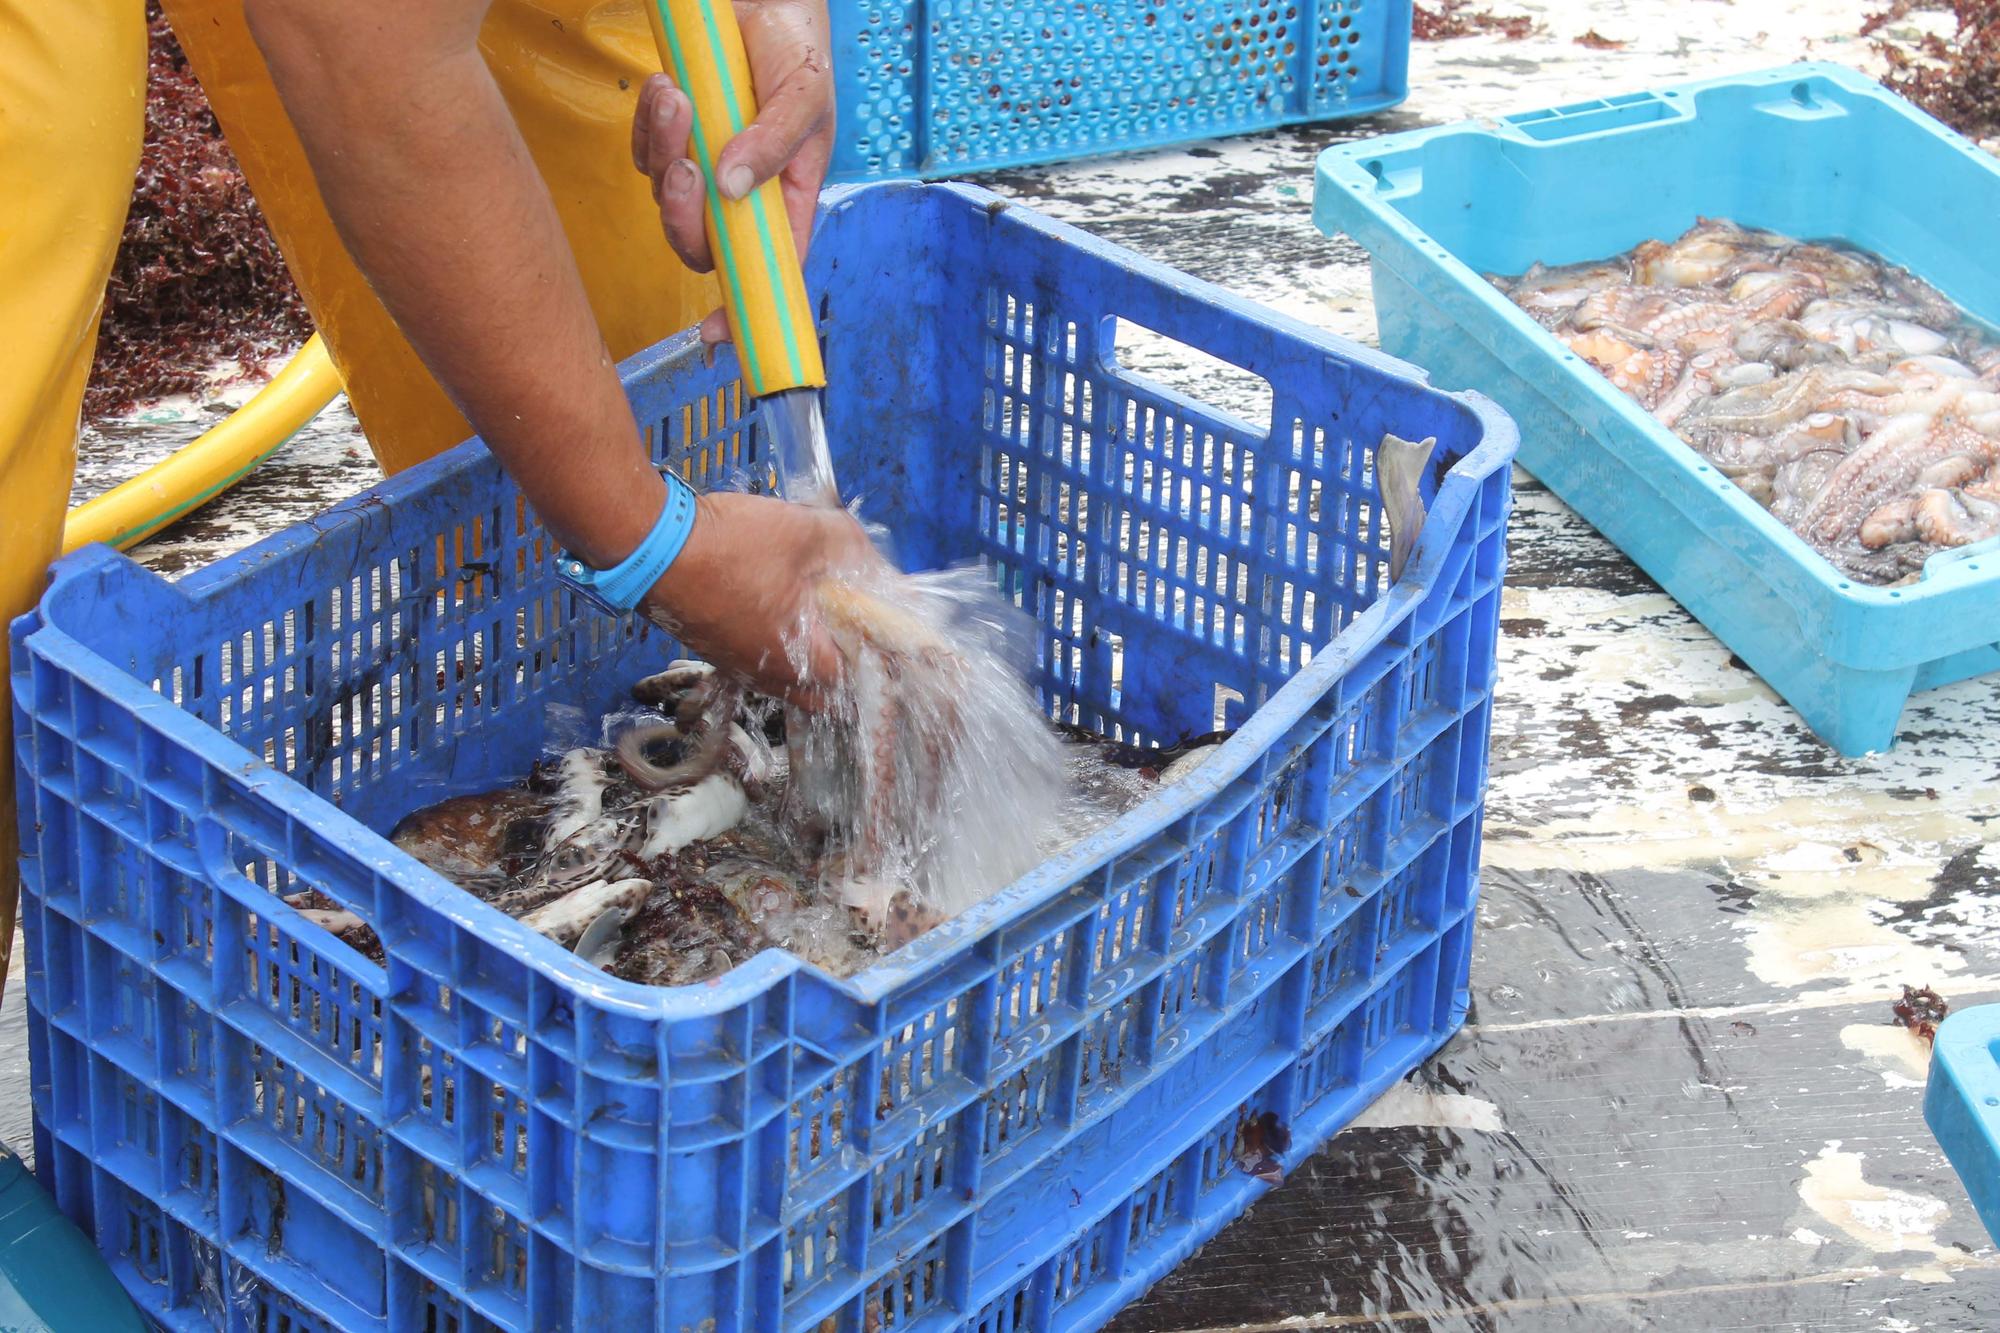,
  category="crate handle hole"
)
[1099,316,1273,441]
[1791,81,1818,109]
[1215,684,1246,732]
